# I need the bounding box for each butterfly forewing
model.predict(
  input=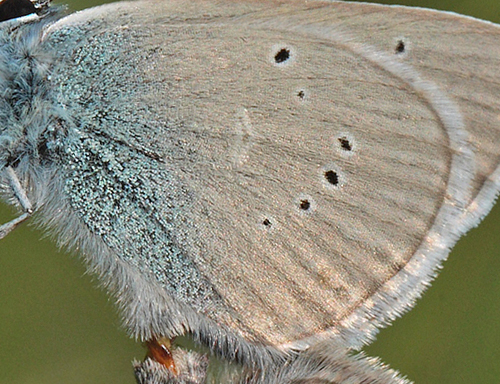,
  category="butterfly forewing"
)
[45,0,473,347]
